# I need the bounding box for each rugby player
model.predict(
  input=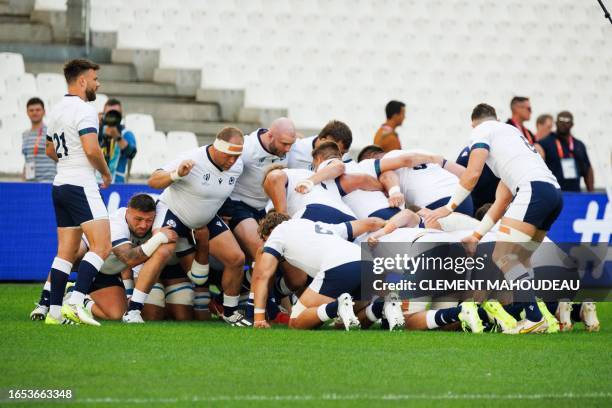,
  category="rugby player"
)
[357,145,474,216]
[425,103,565,334]
[43,59,112,326]
[147,127,249,325]
[219,118,296,262]
[287,120,353,170]
[251,213,406,330]
[264,142,383,223]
